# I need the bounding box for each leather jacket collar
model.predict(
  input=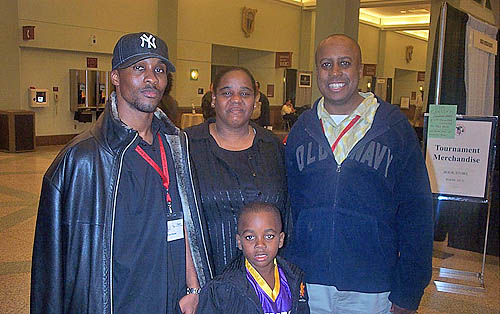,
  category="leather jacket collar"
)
[90,92,180,153]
